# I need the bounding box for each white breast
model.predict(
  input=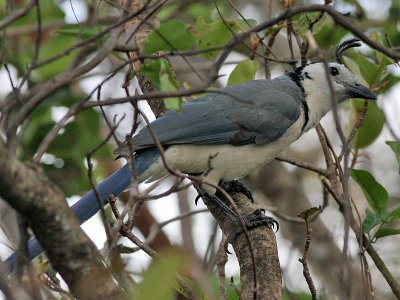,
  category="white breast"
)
[140,111,305,189]
[302,84,333,132]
